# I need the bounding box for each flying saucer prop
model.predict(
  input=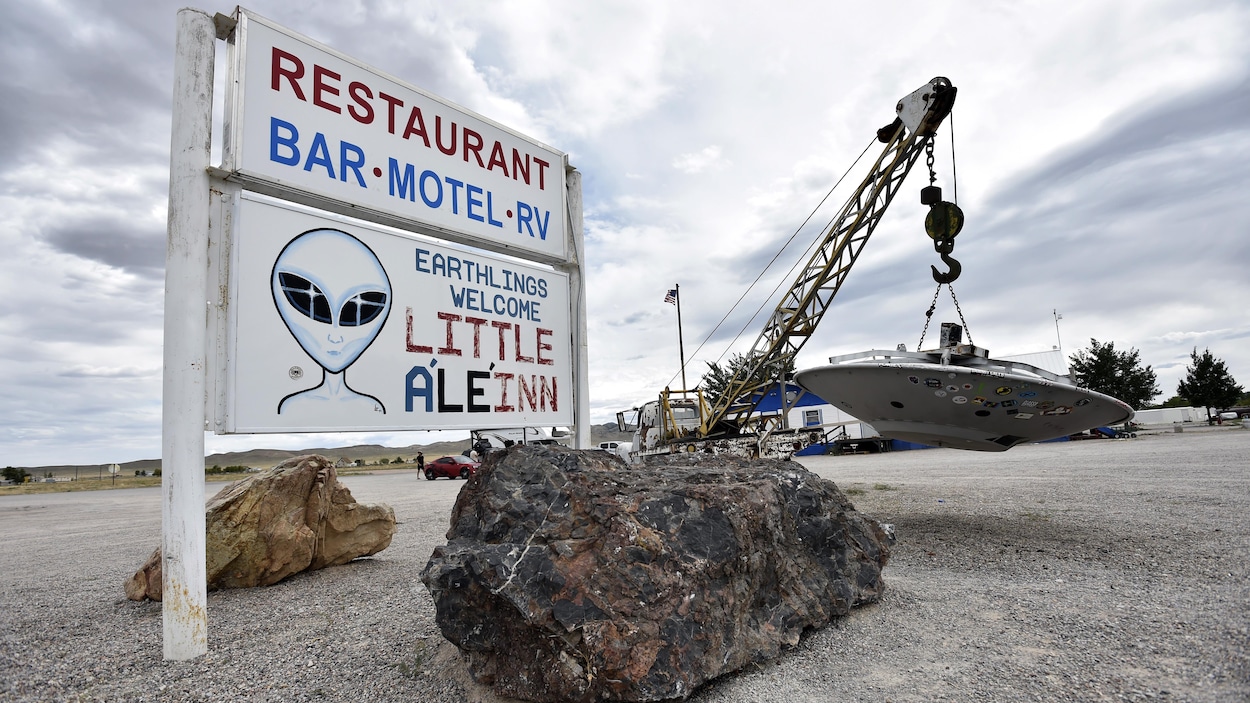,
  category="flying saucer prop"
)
[794,346,1134,452]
